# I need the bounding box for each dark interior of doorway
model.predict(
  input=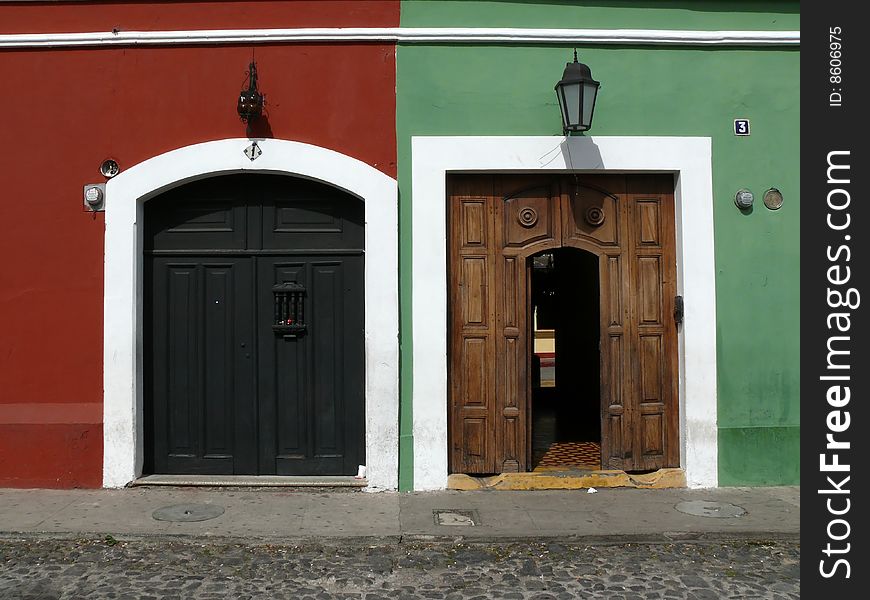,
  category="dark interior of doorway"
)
[529,248,601,471]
